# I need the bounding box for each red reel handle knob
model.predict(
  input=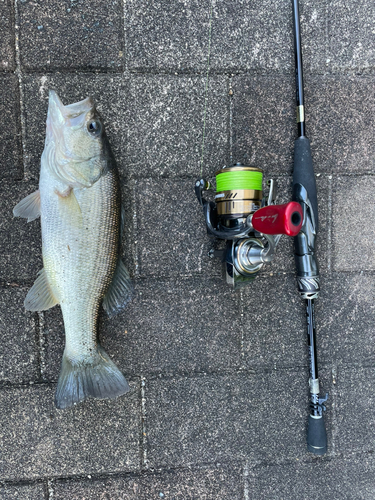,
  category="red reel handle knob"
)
[252,201,303,236]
